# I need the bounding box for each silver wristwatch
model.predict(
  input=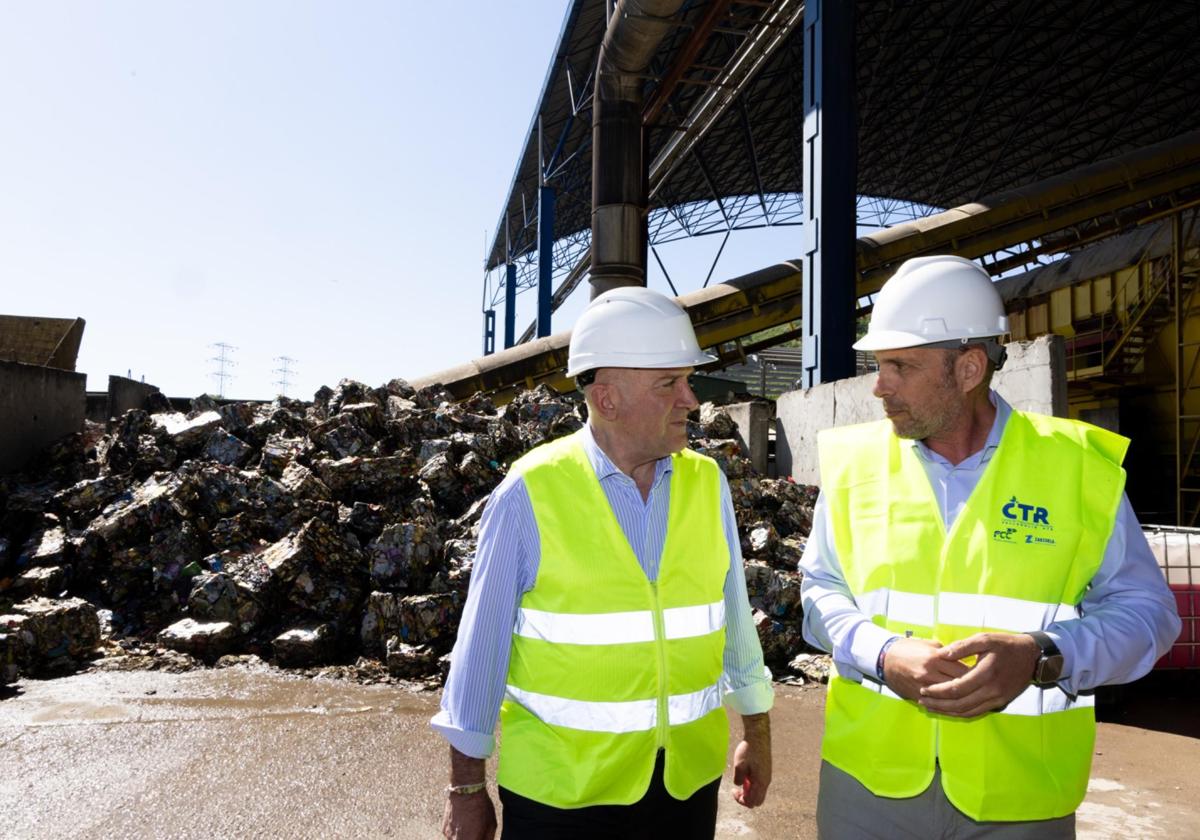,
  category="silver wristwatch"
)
[1028,630,1064,687]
